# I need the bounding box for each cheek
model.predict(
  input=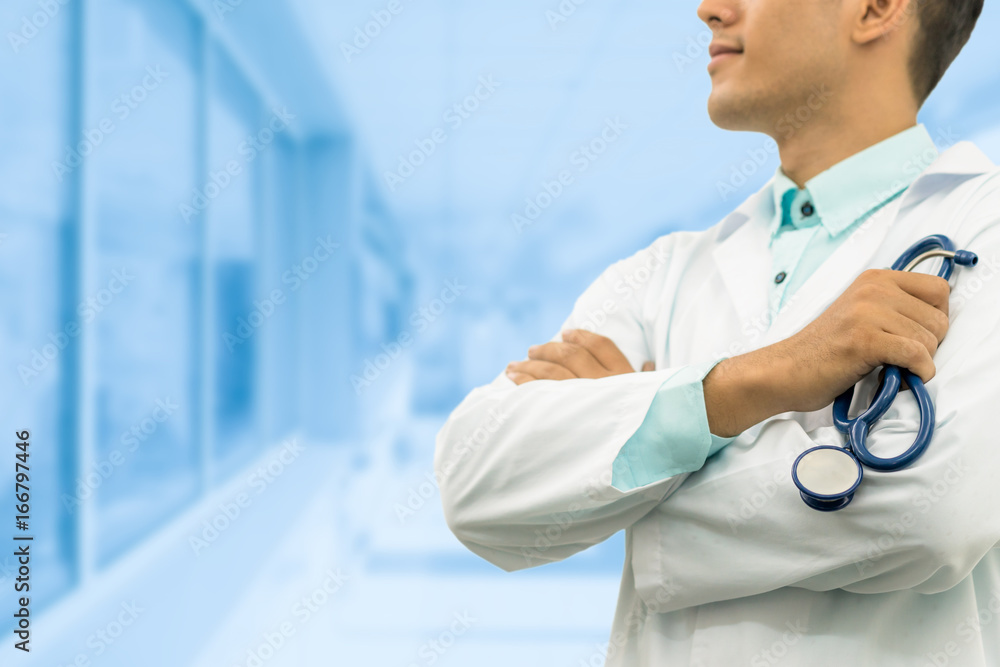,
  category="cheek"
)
[743,8,797,68]
[744,0,837,67]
